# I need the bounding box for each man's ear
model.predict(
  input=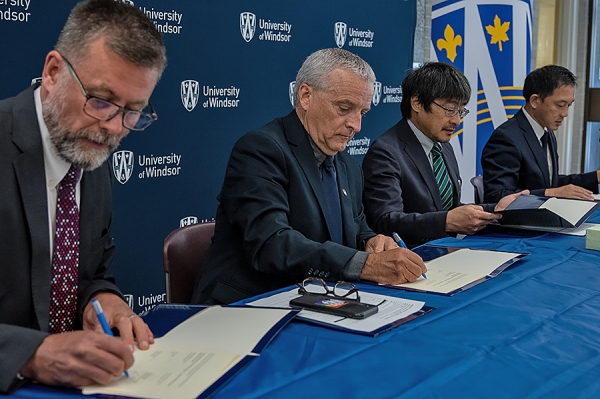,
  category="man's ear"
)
[529,93,540,110]
[410,96,422,114]
[41,50,63,97]
[297,83,312,111]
